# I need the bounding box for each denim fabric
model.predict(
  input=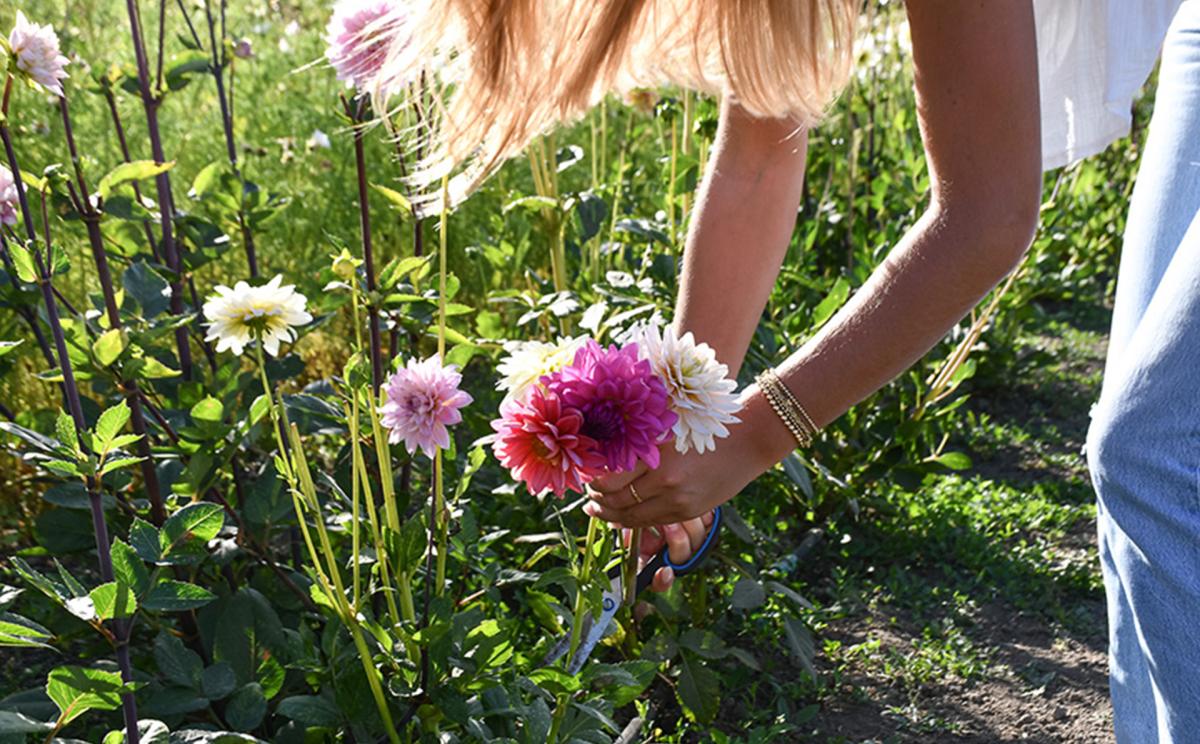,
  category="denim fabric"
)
[1087,3,1200,742]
